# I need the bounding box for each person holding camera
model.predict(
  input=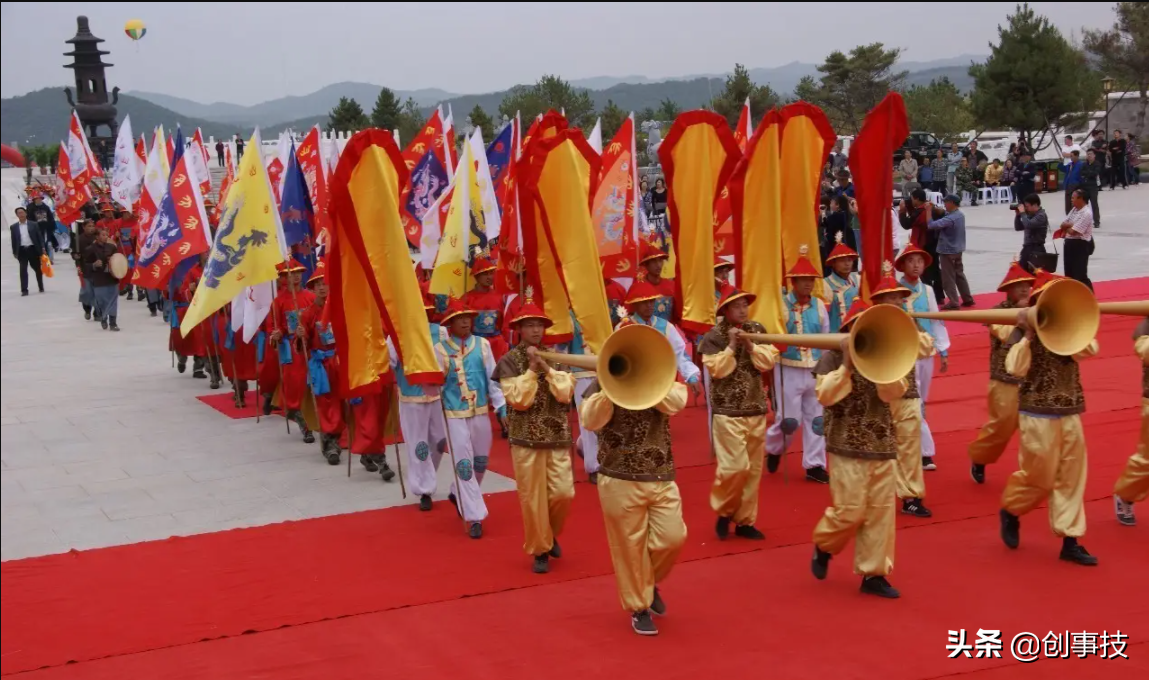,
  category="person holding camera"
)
[1013,194,1049,273]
